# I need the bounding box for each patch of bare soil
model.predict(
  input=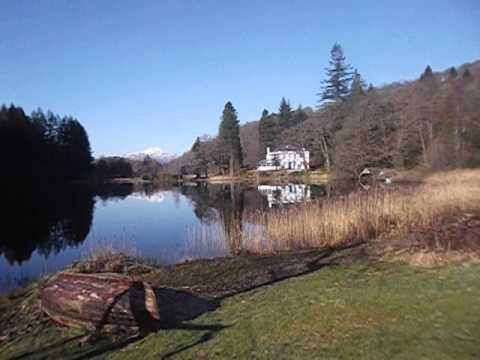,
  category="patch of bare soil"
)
[143,243,367,299]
